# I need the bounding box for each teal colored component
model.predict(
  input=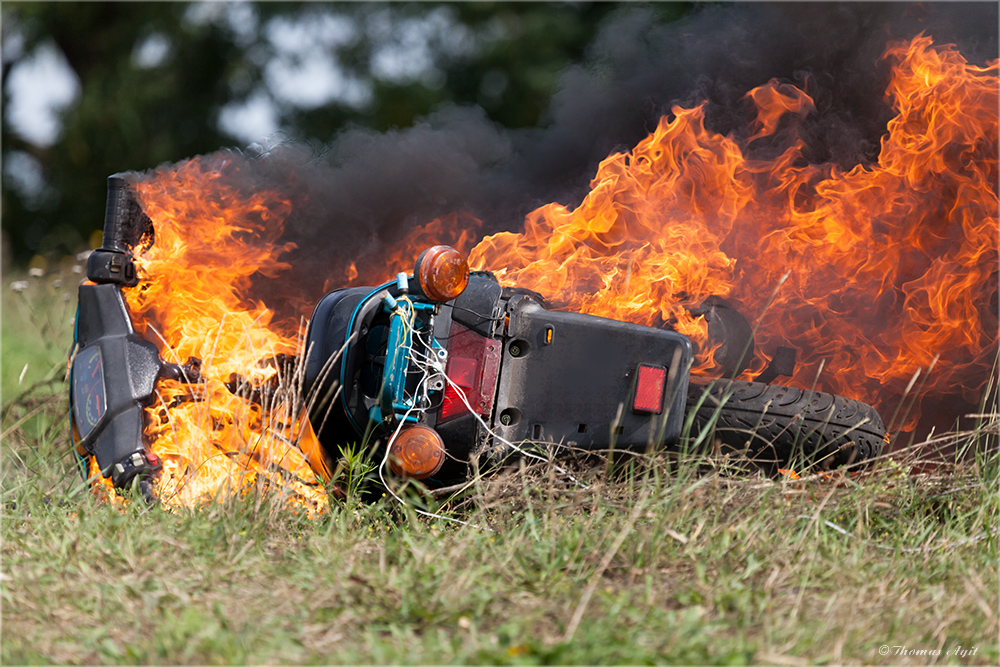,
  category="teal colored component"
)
[379,297,414,420]
[341,277,438,434]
